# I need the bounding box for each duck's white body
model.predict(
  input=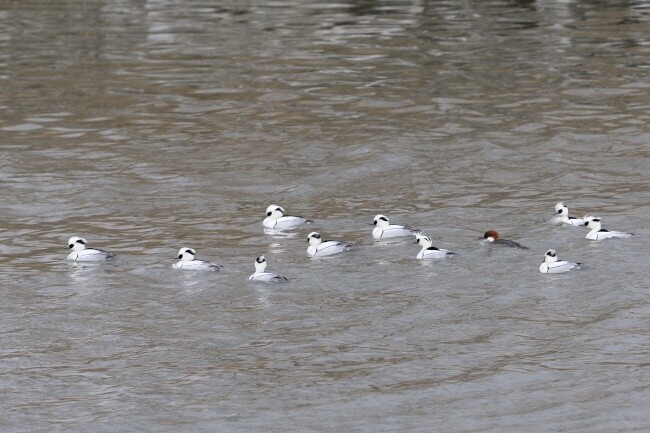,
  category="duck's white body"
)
[584,217,633,240]
[586,230,632,241]
[263,204,311,229]
[417,247,455,259]
[539,249,581,273]
[173,260,221,271]
[554,203,586,226]
[307,232,355,257]
[415,233,455,259]
[66,236,114,262]
[249,271,288,282]
[539,261,581,273]
[172,247,221,271]
[373,225,416,239]
[372,214,418,240]
[249,256,288,283]
[67,248,114,262]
